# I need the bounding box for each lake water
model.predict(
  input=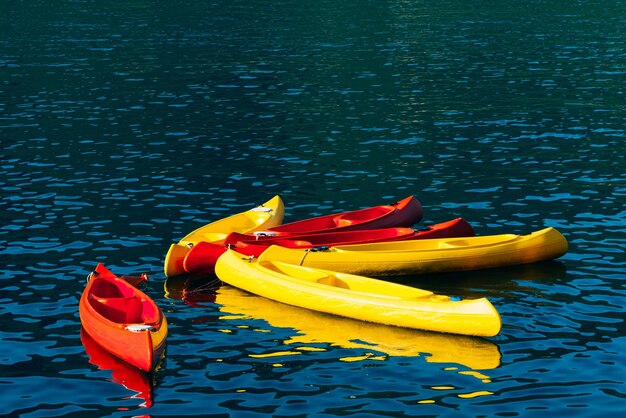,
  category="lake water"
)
[2,0,625,416]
